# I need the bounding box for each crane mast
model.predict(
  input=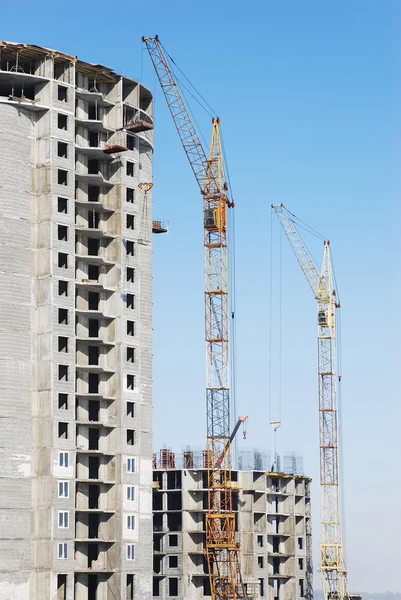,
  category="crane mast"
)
[272,204,349,600]
[143,35,246,600]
